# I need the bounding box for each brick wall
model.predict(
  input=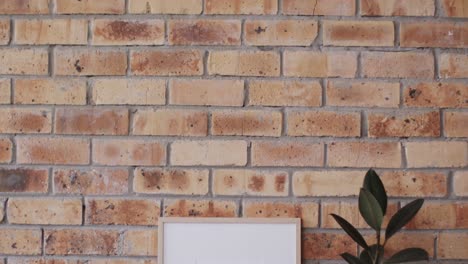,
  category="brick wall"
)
[0,0,467,263]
